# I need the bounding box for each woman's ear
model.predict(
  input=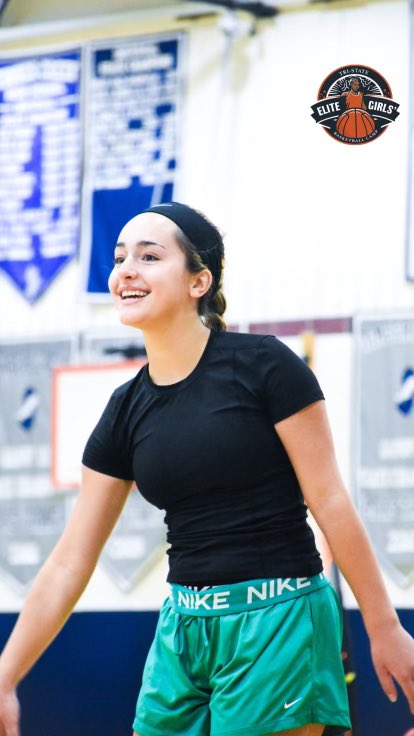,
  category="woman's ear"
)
[189,269,213,299]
